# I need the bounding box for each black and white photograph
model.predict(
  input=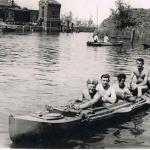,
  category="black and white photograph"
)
[0,0,150,149]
